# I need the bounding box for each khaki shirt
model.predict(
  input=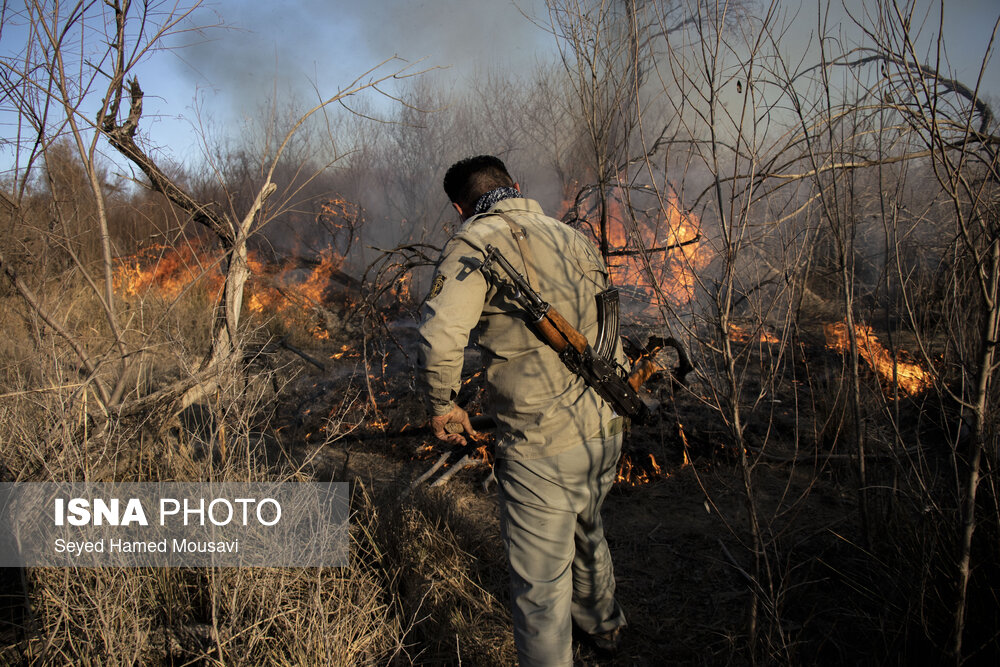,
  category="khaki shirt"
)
[417,197,618,460]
